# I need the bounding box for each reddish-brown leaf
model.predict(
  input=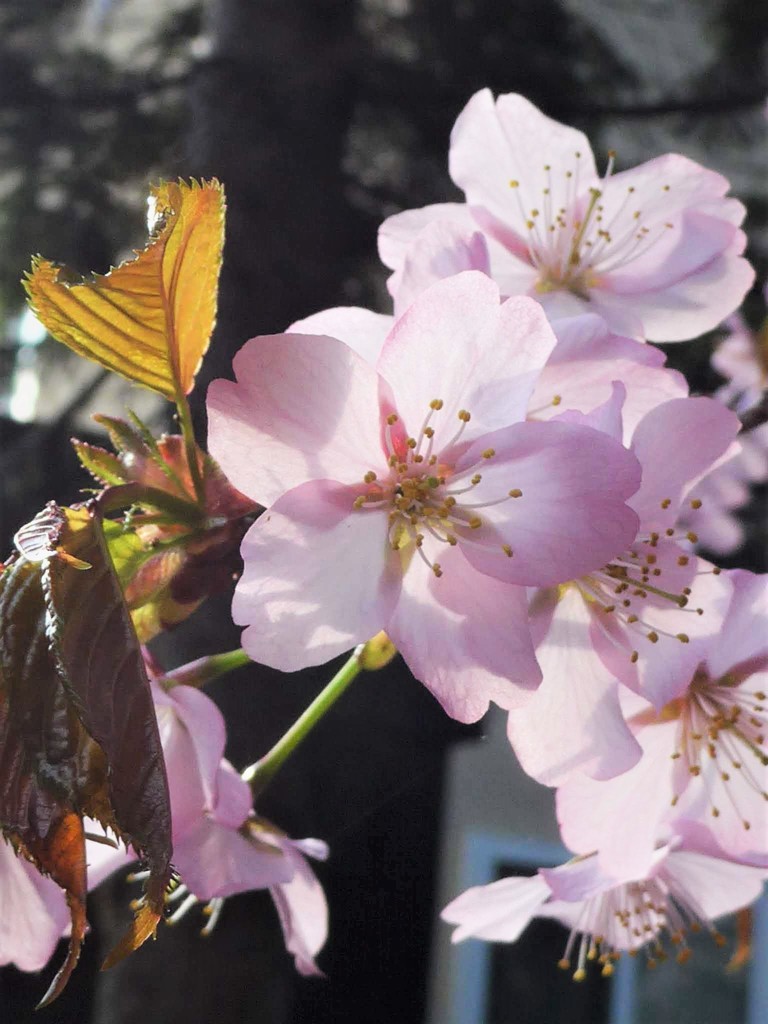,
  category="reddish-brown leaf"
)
[0,501,173,1001]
